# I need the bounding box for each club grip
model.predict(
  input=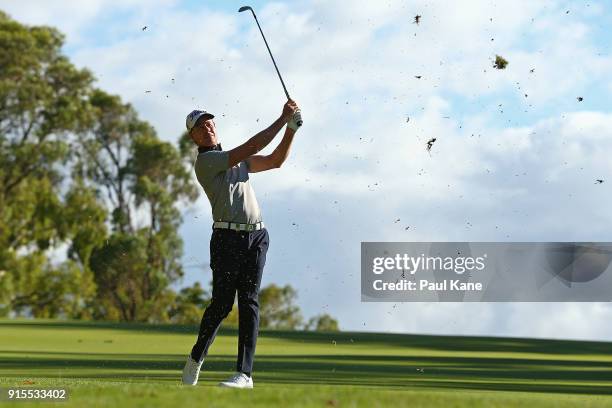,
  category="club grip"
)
[294,110,303,127]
